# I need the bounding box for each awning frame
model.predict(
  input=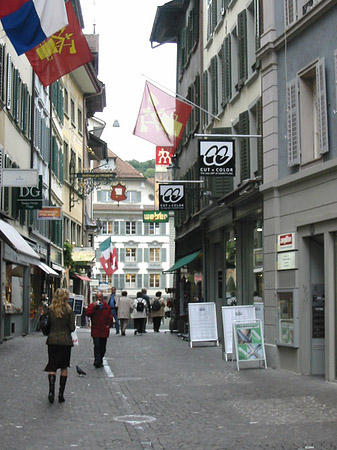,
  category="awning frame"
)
[163,250,201,273]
